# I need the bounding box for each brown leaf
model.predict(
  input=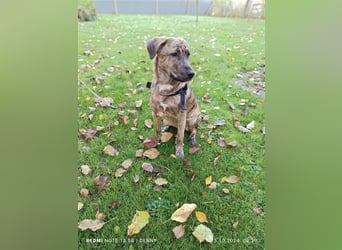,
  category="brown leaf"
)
[93,176,100,186]
[144,119,153,128]
[141,136,159,148]
[99,175,110,190]
[133,118,138,128]
[222,188,230,194]
[208,182,217,190]
[135,149,144,158]
[241,109,249,116]
[96,211,106,220]
[153,185,163,191]
[253,207,262,215]
[95,97,113,107]
[143,148,160,159]
[121,159,133,169]
[81,128,97,140]
[213,152,221,166]
[213,119,226,126]
[173,224,185,239]
[183,158,192,166]
[171,203,197,223]
[160,132,173,142]
[103,145,119,157]
[80,165,91,175]
[226,175,240,184]
[227,140,238,147]
[142,162,154,172]
[115,167,126,178]
[217,137,226,147]
[133,175,140,183]
[118,102,126,108]
[189,146,201,155]
[78,219,105,231]
[202,92,211,103]
[202,115,210,121]
[79,188,89,197]
[109,200,118,210]
[237,125,250,133]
